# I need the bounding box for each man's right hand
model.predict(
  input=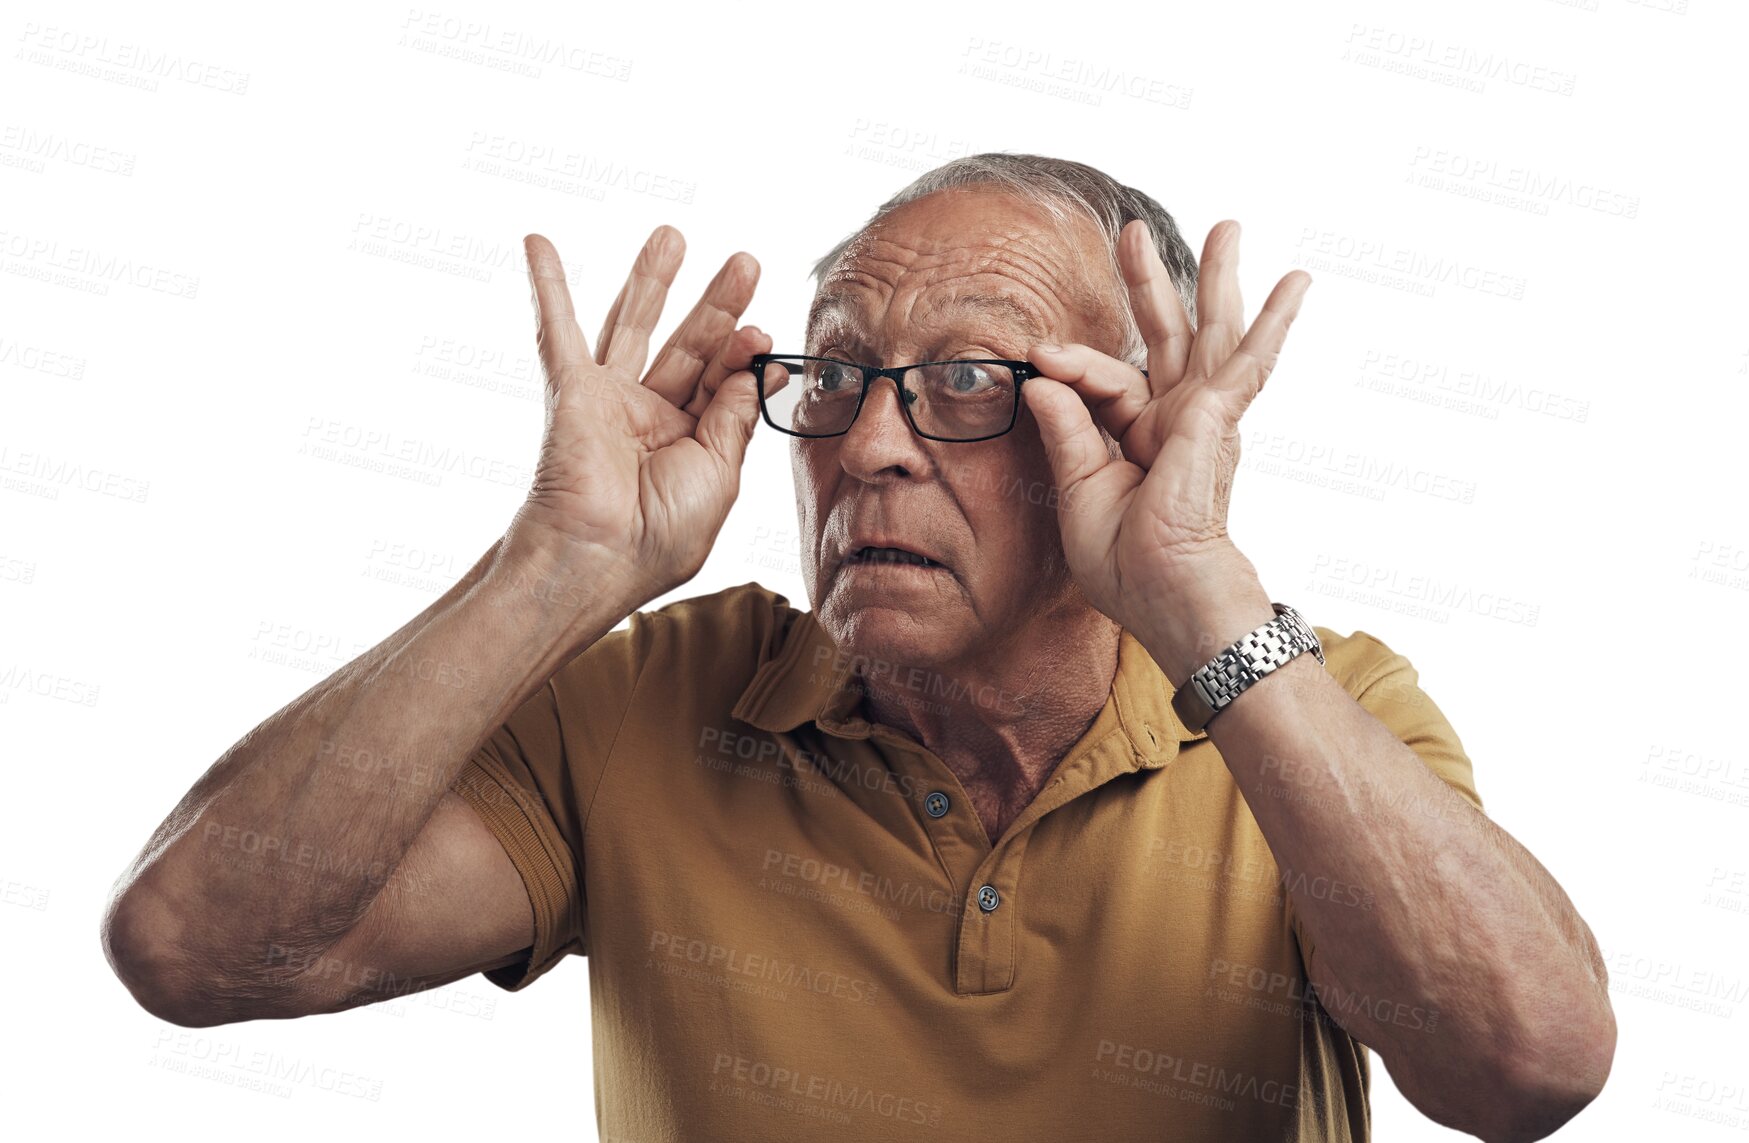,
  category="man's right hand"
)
[503,227,774,608]
[101,225,777,1027]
